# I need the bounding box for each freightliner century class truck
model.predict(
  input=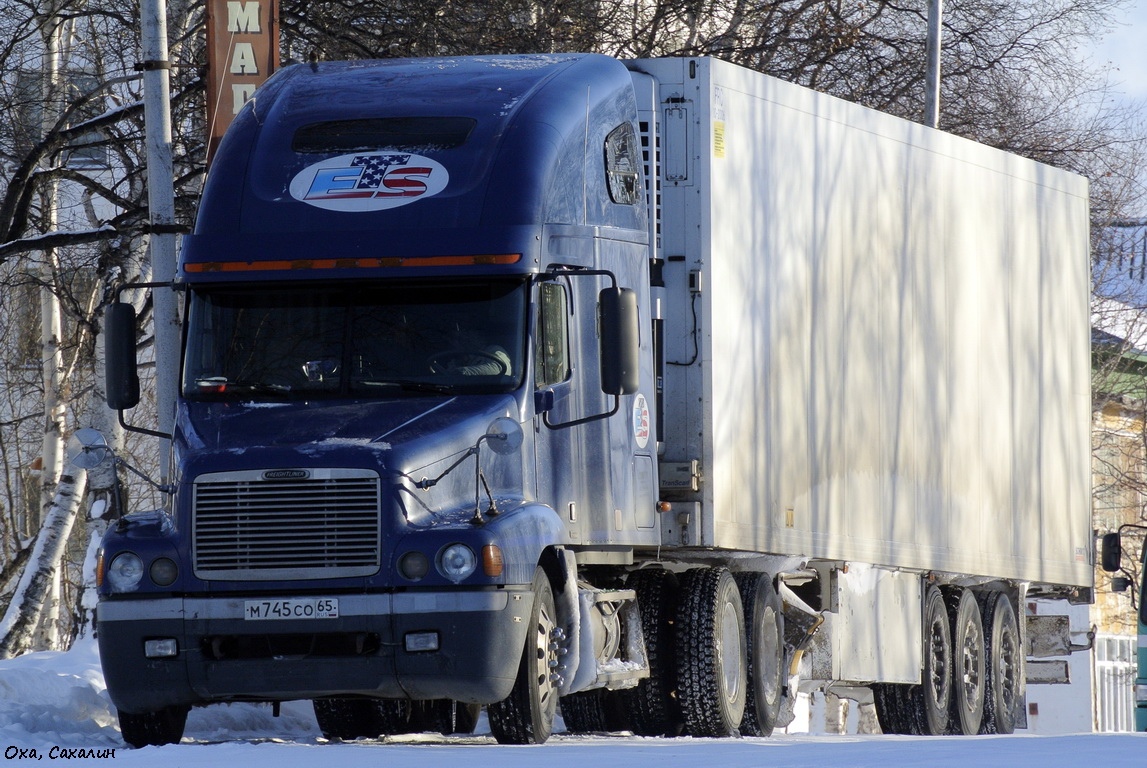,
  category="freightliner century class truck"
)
[90,54,1093,747]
